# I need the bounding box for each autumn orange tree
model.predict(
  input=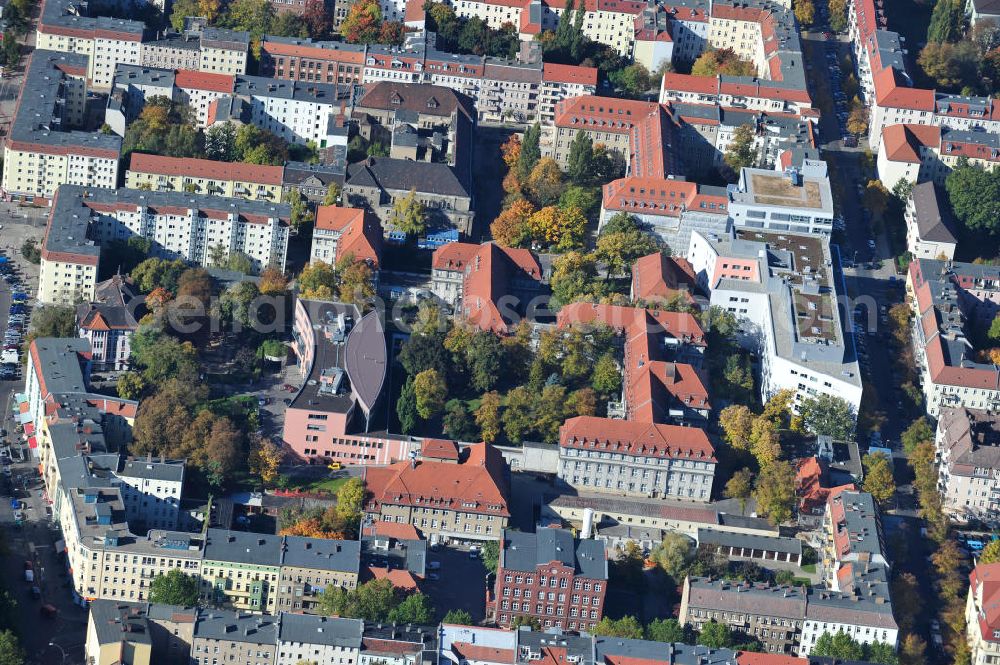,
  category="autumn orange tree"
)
[249,435,284,484]
[258,267,289,295]
[490,199,535,247]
